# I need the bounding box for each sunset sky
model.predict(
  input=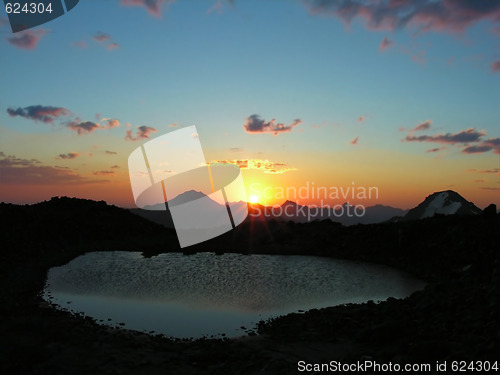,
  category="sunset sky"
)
[1,0,499,210]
